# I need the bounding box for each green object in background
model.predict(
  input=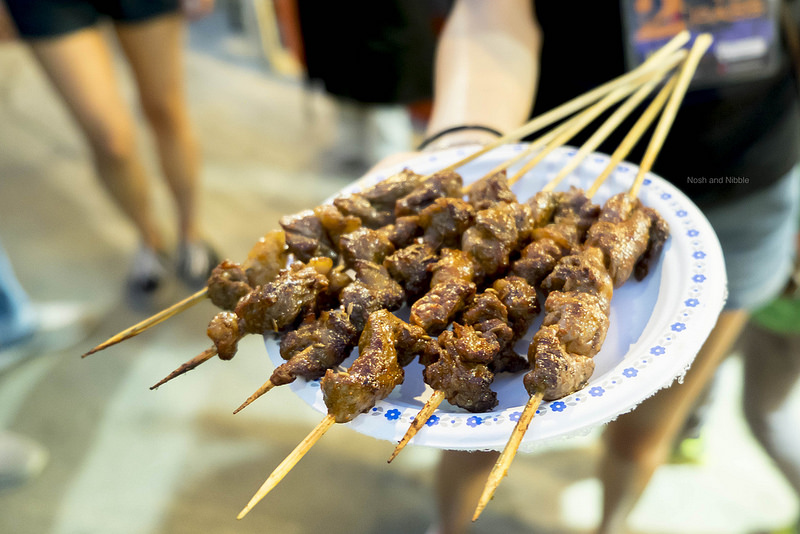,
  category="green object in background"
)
[751,296,800,334]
